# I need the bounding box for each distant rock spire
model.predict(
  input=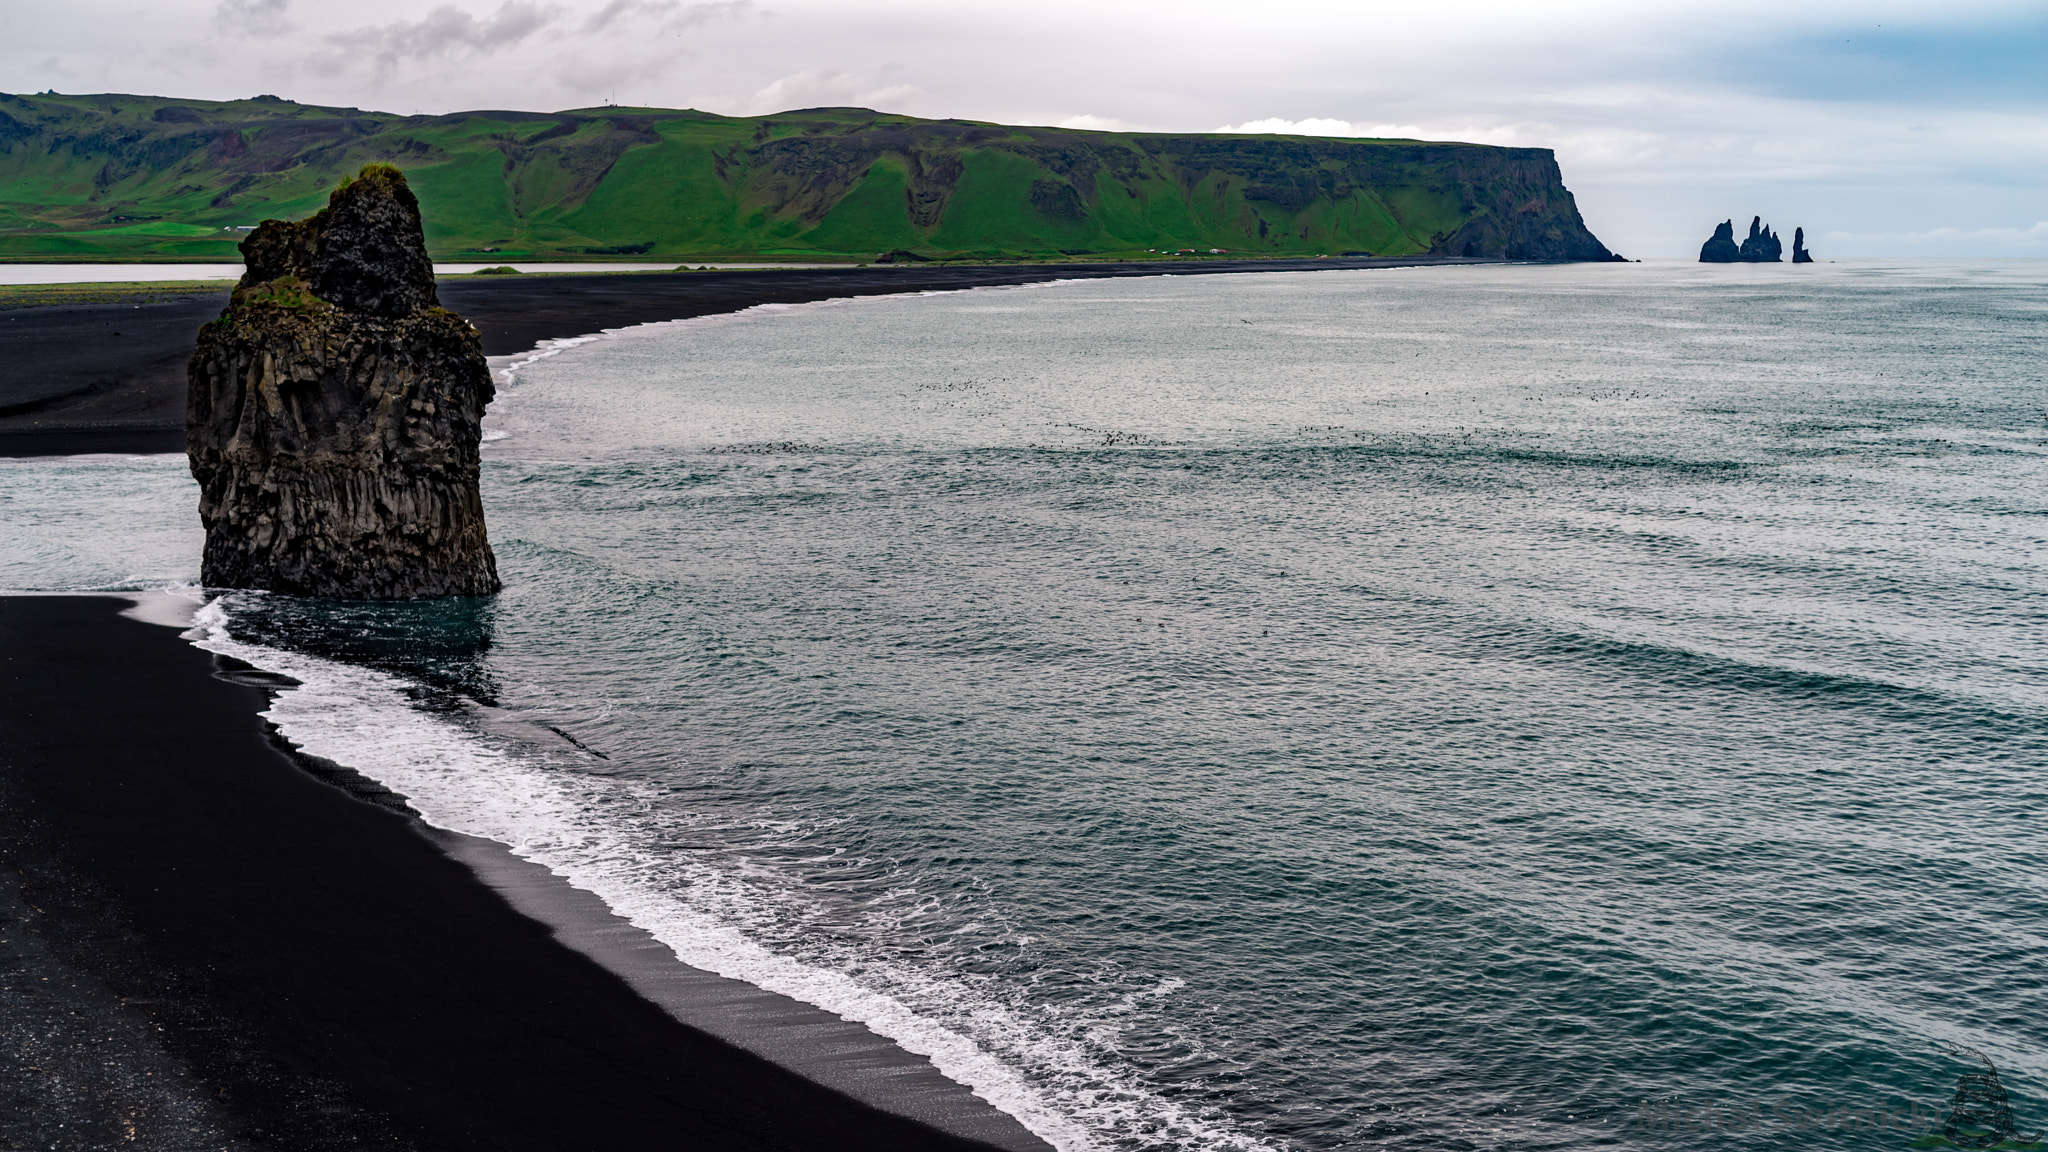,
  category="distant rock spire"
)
[1738,216,1782,262]
[1792,227,1813,263]
[1700,215,1784,263]
[1700,219,1740,262]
